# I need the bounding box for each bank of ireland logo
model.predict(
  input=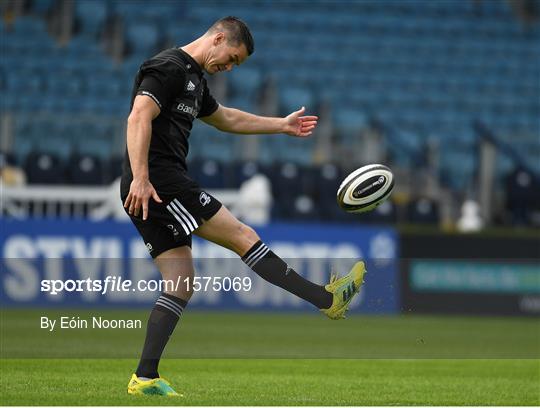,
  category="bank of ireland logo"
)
[199,192,211,206]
